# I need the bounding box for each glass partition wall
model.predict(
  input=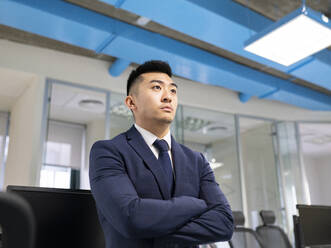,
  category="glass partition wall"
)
[41,79,109,189]
[276,121,307,242]
[180,106,242,211]
[108,92,134,139]
[238,117,285,230]
[298,122,331,206]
